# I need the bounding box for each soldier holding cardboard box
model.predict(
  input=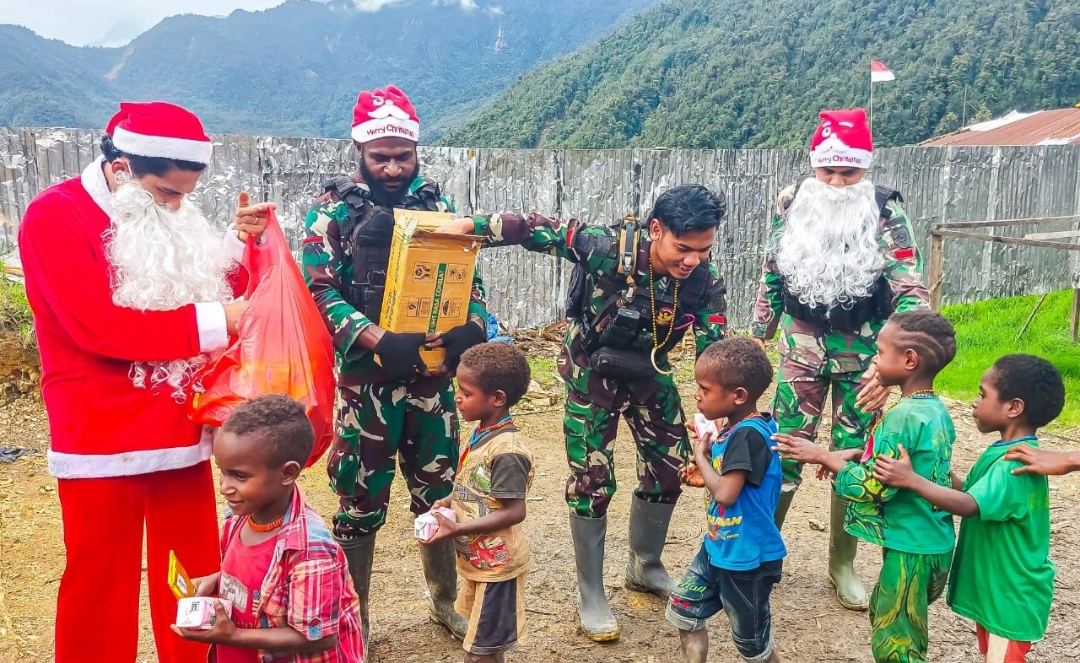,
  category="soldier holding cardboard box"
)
[302,85,488,646]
